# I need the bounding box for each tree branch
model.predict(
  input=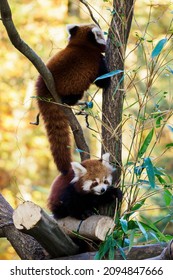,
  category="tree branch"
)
[58,242,170,260]
[79,0,100,27]
[0,0,90,162]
